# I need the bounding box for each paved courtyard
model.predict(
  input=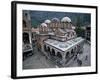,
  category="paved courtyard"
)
[23,41,91,69]
[23,46,56,69]
[64,42,91,67]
